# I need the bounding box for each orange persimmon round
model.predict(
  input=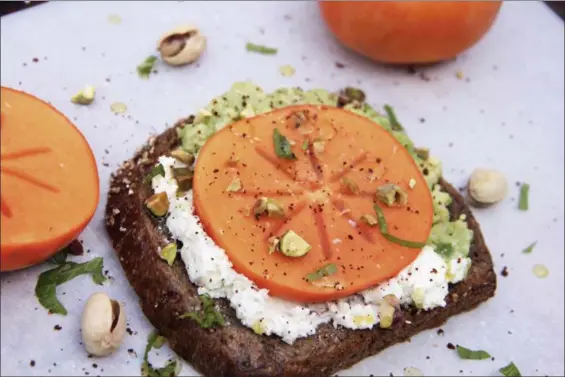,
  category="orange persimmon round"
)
[1,87,99,271]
